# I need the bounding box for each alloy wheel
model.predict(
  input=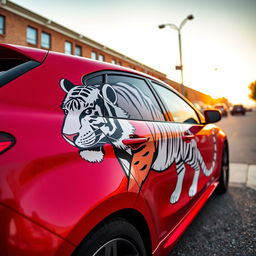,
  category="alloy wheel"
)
[92,238,140,256]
